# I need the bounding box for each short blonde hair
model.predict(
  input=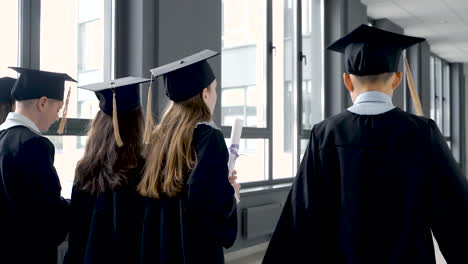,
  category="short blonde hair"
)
[353,72,395,84]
